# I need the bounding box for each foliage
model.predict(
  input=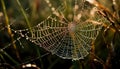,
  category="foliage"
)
[0,0,120,69]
